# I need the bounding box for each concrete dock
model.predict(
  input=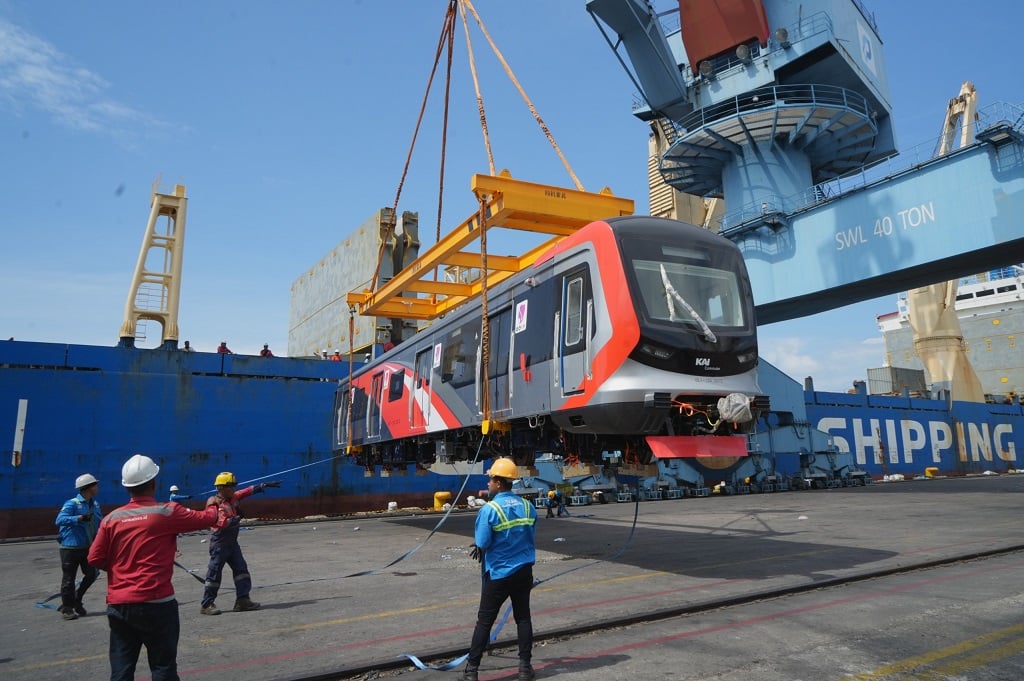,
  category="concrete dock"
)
[4,475,1024,681]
